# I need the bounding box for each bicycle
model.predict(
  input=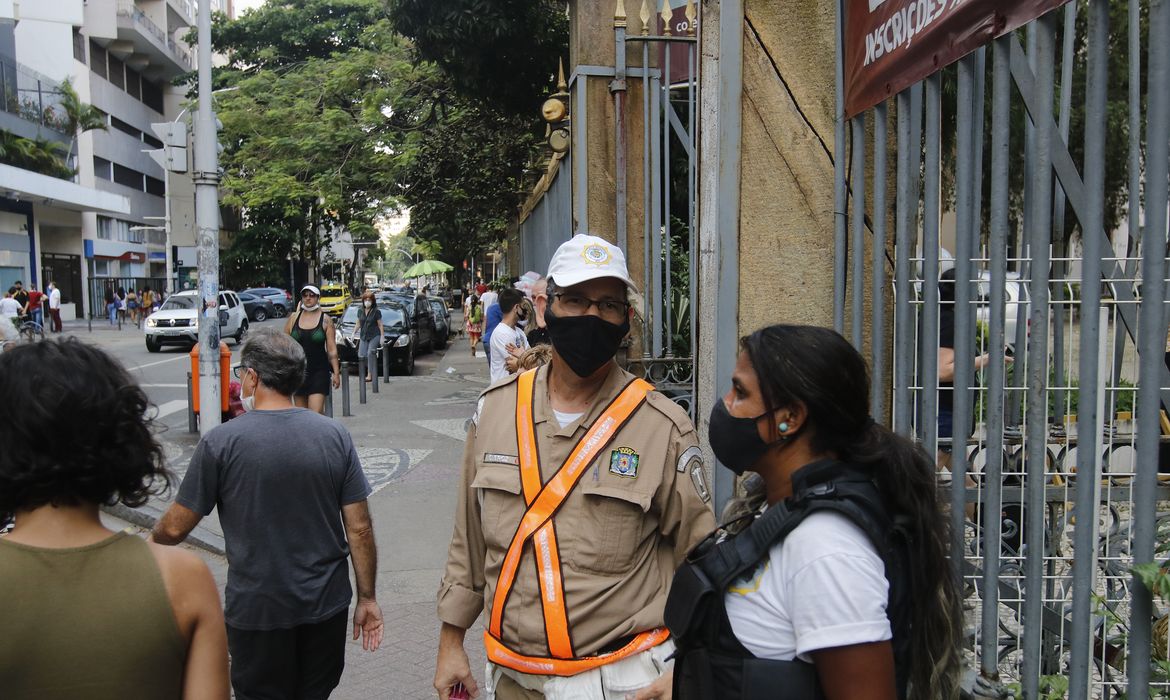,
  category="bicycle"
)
[17,319,43,343]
